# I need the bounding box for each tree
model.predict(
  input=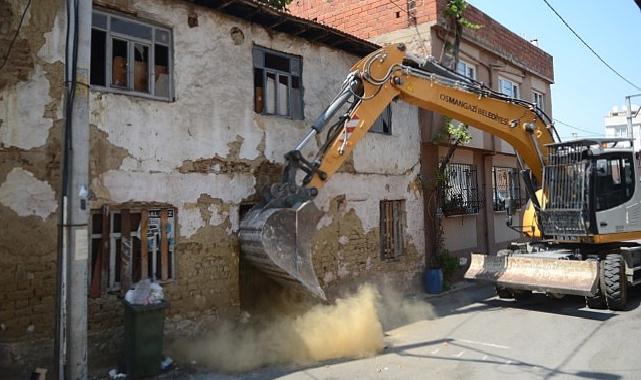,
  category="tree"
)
[426,1,479,281]
[259,0,293,9]
[443,0,481,71]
